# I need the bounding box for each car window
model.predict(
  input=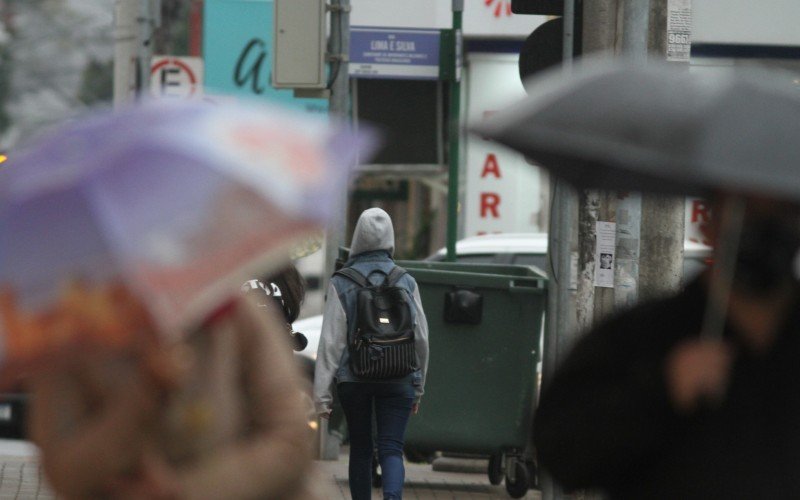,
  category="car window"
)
[512,253,548,270]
